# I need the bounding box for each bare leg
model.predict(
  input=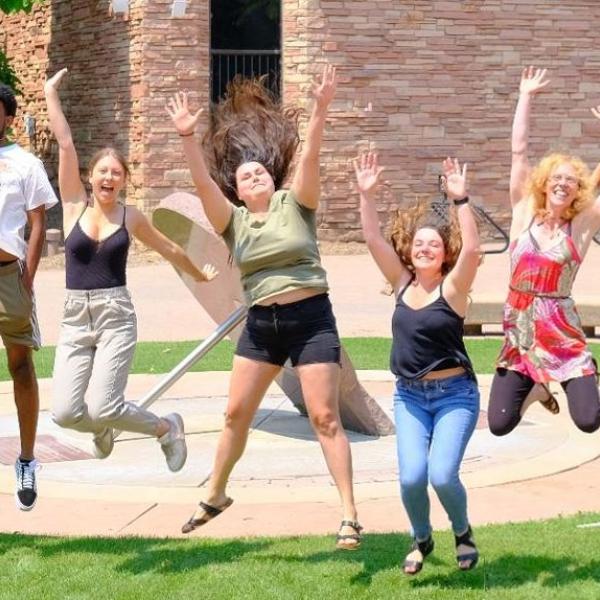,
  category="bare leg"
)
[296,362,358,530]
[6,344,38,460]
[196,356,281,514]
